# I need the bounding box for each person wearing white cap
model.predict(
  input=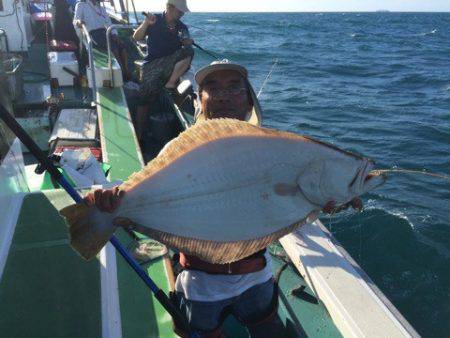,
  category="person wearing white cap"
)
[170,60,286,338]
[133,0,194,95]
[132,0,193,142]
[194,59,262,126]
